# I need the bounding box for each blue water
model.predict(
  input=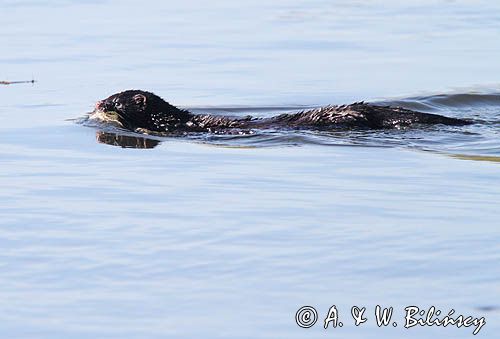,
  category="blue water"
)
[1,1,499,338]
